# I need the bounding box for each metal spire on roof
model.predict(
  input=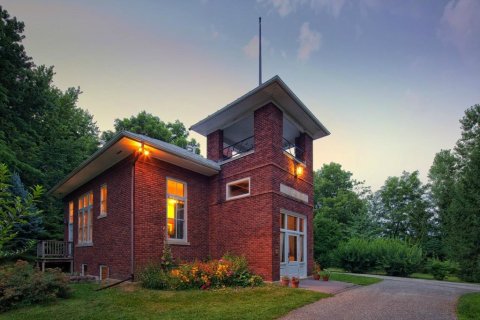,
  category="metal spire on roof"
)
[259,17,262,86]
